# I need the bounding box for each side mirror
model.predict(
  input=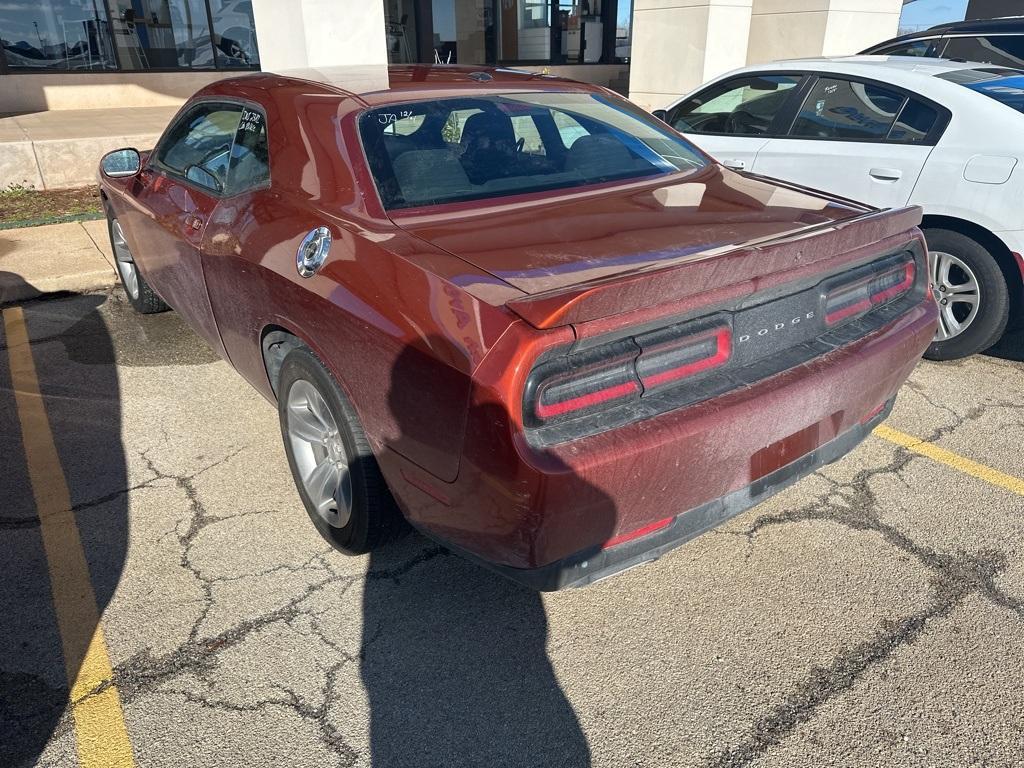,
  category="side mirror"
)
[100,147,141,178]
[651,109,668,123]
[185,164,223,193]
